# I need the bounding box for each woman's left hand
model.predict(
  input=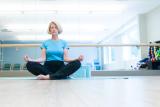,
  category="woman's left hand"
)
[78,55,84,61]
